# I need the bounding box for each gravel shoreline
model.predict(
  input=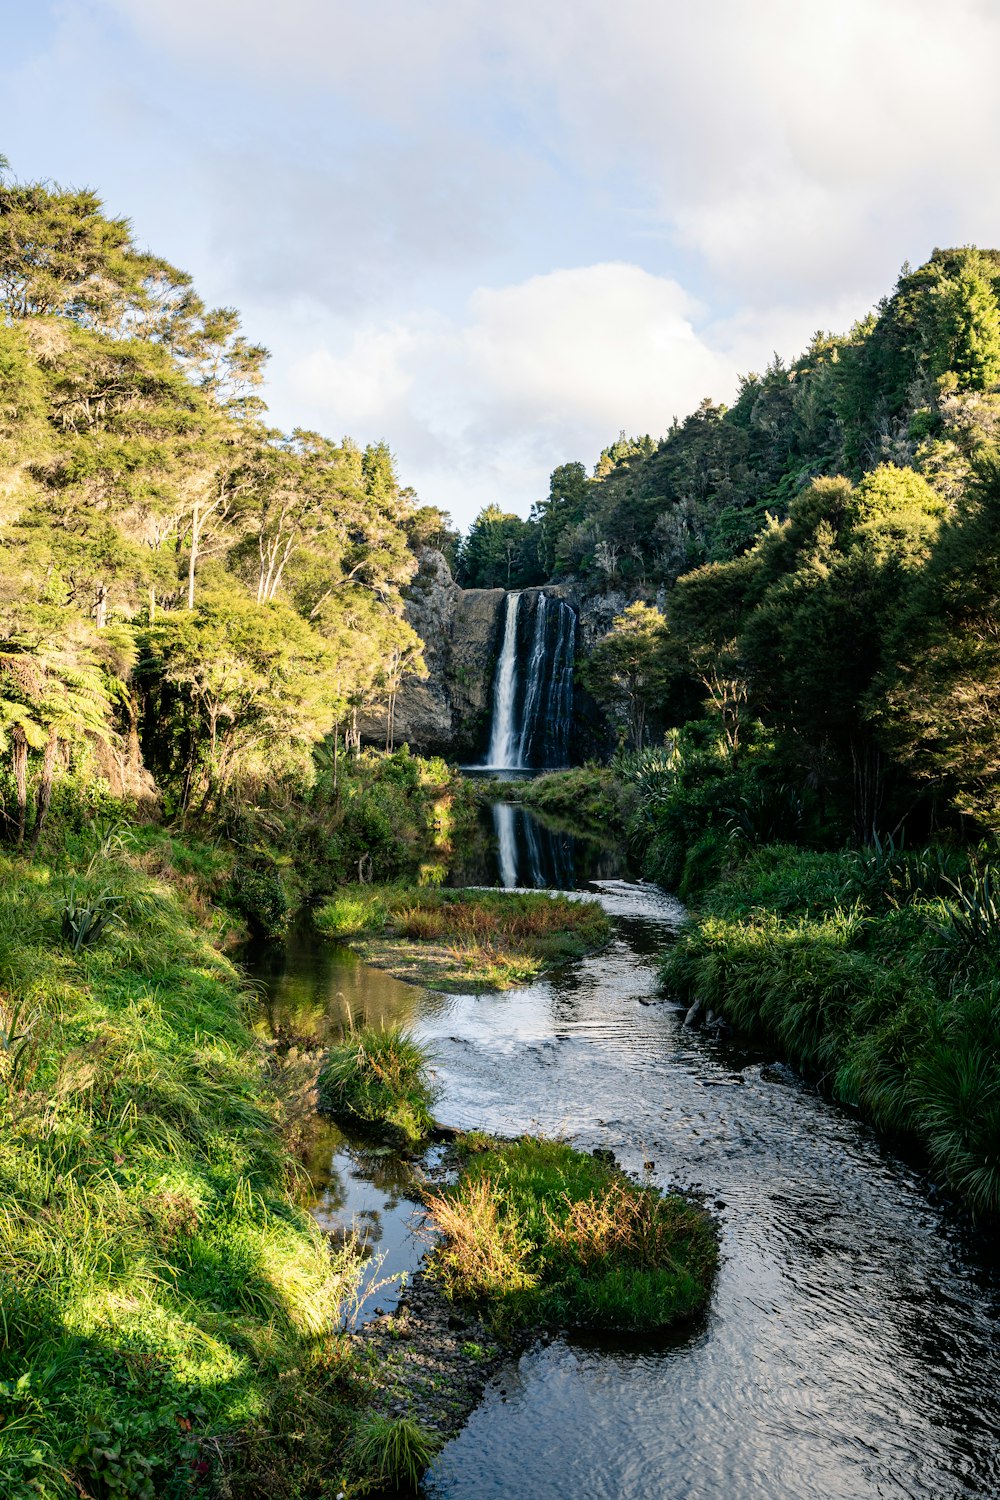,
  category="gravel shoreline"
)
[352,1261,510,1449]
